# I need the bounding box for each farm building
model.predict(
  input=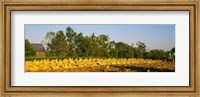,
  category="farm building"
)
[31,43,45,57]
